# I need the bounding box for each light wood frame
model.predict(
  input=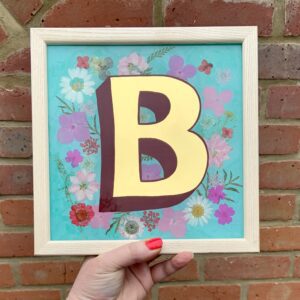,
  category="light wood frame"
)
[31,27,259,255]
